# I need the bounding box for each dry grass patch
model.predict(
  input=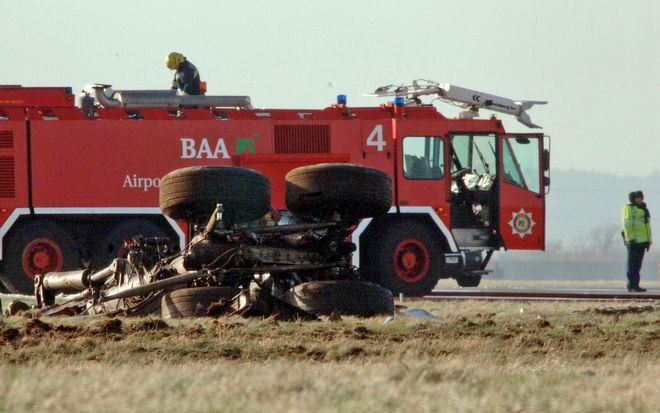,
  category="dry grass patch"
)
[0,300,658,412]
[0,360,658,413]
